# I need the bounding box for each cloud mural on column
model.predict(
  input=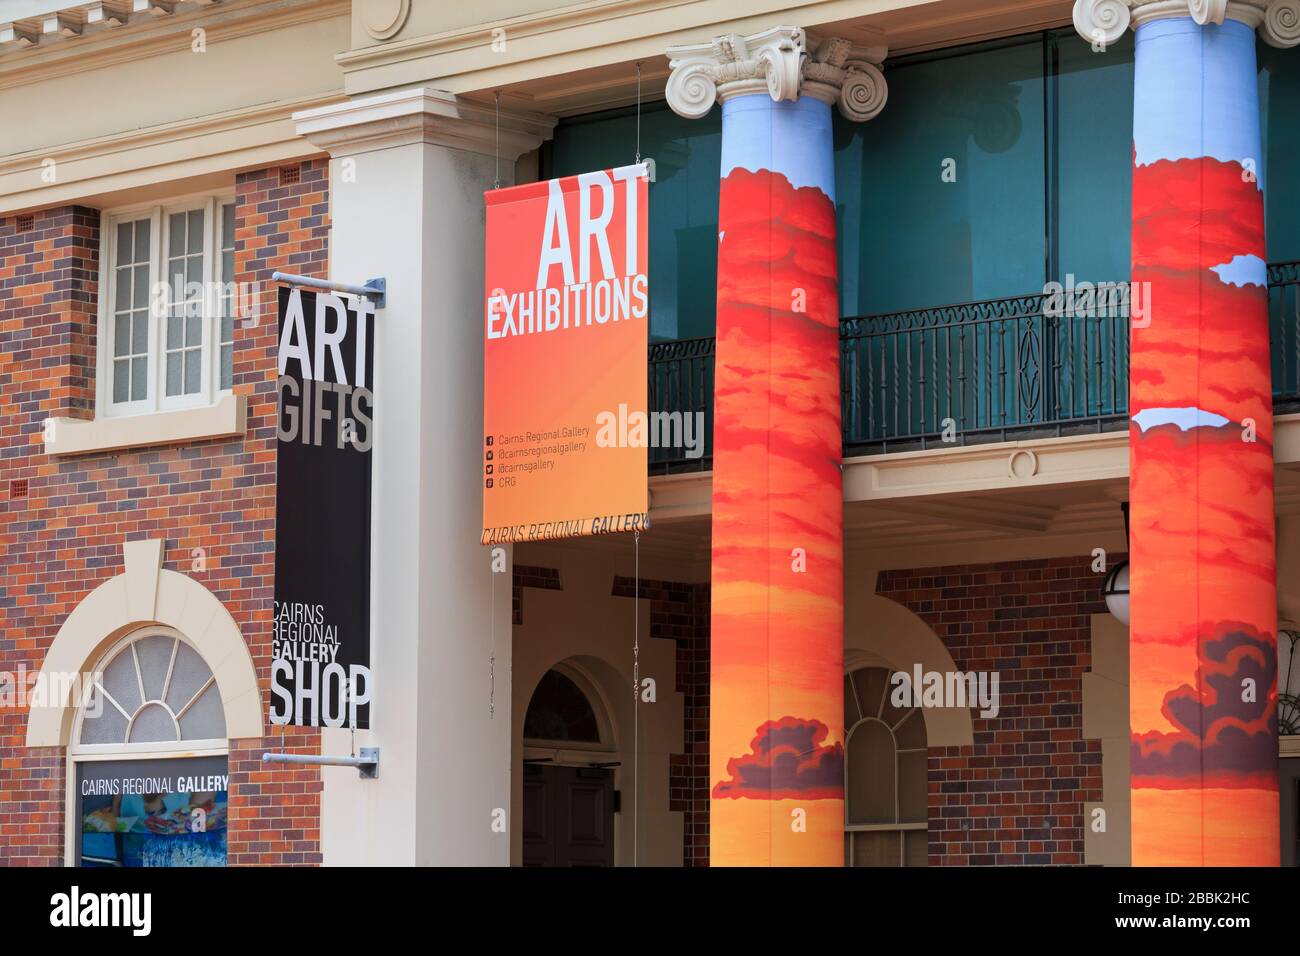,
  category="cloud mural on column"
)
[667,28,887,865]
[1125,12,1281,865]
